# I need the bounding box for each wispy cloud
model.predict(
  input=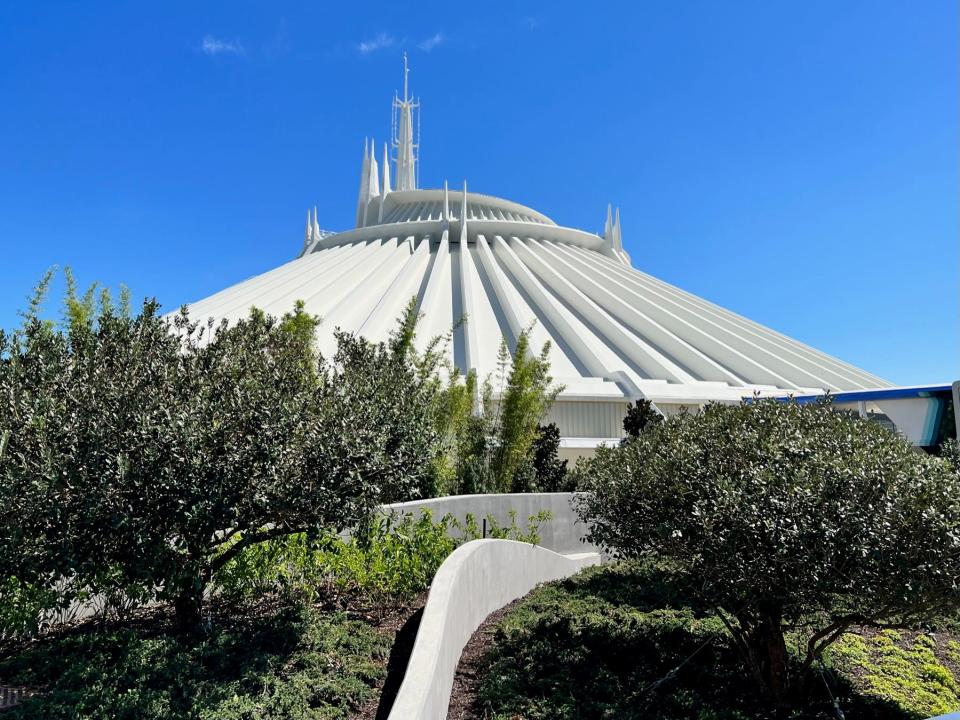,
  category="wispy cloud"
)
[357,32,395,55]
[519,16,539,30]
[418,31,445,52]
[201,35,244,56]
